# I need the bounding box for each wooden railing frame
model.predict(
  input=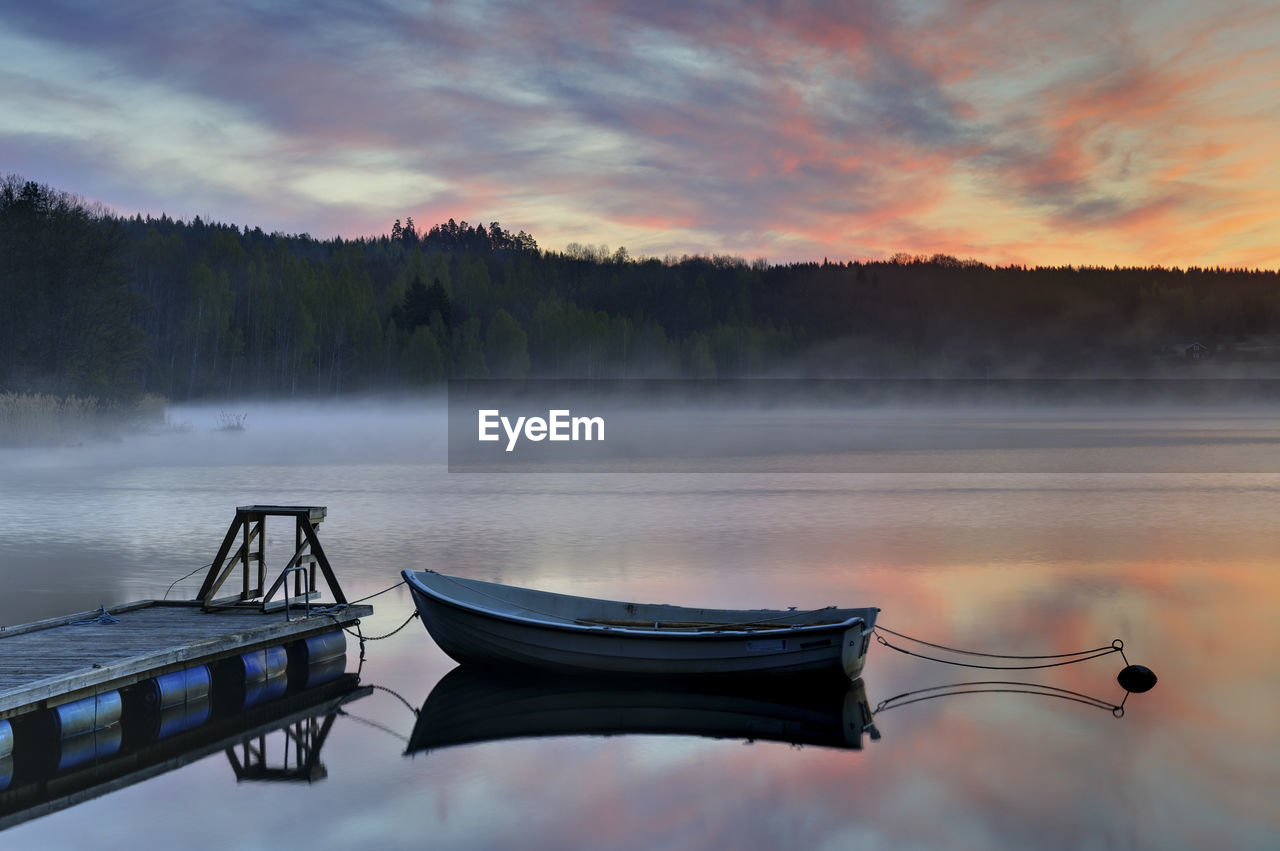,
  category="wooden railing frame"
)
[196,506,348,612]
